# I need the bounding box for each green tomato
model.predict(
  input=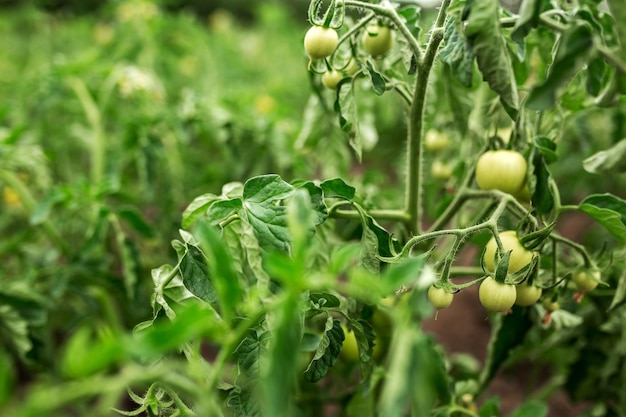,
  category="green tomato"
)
[475,150,527,194]
[362,24,394,58]
[424,129,450,153]
[514,282,542,306]
[479,276,517,312]
[304,26,338,60]
[431,160,453,181]
[483,230,534,273]
[344,58,359,76]
[339,325,360,363]
[321,70,343,90]
[572,270,601,292]
[542,298,560,312]
[427,285,454,310]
